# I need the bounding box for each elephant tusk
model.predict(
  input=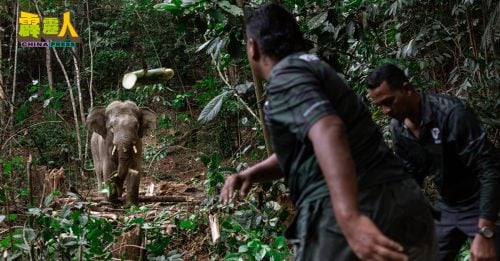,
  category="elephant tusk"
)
[111,145,116,156]
[133,145,138,154]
